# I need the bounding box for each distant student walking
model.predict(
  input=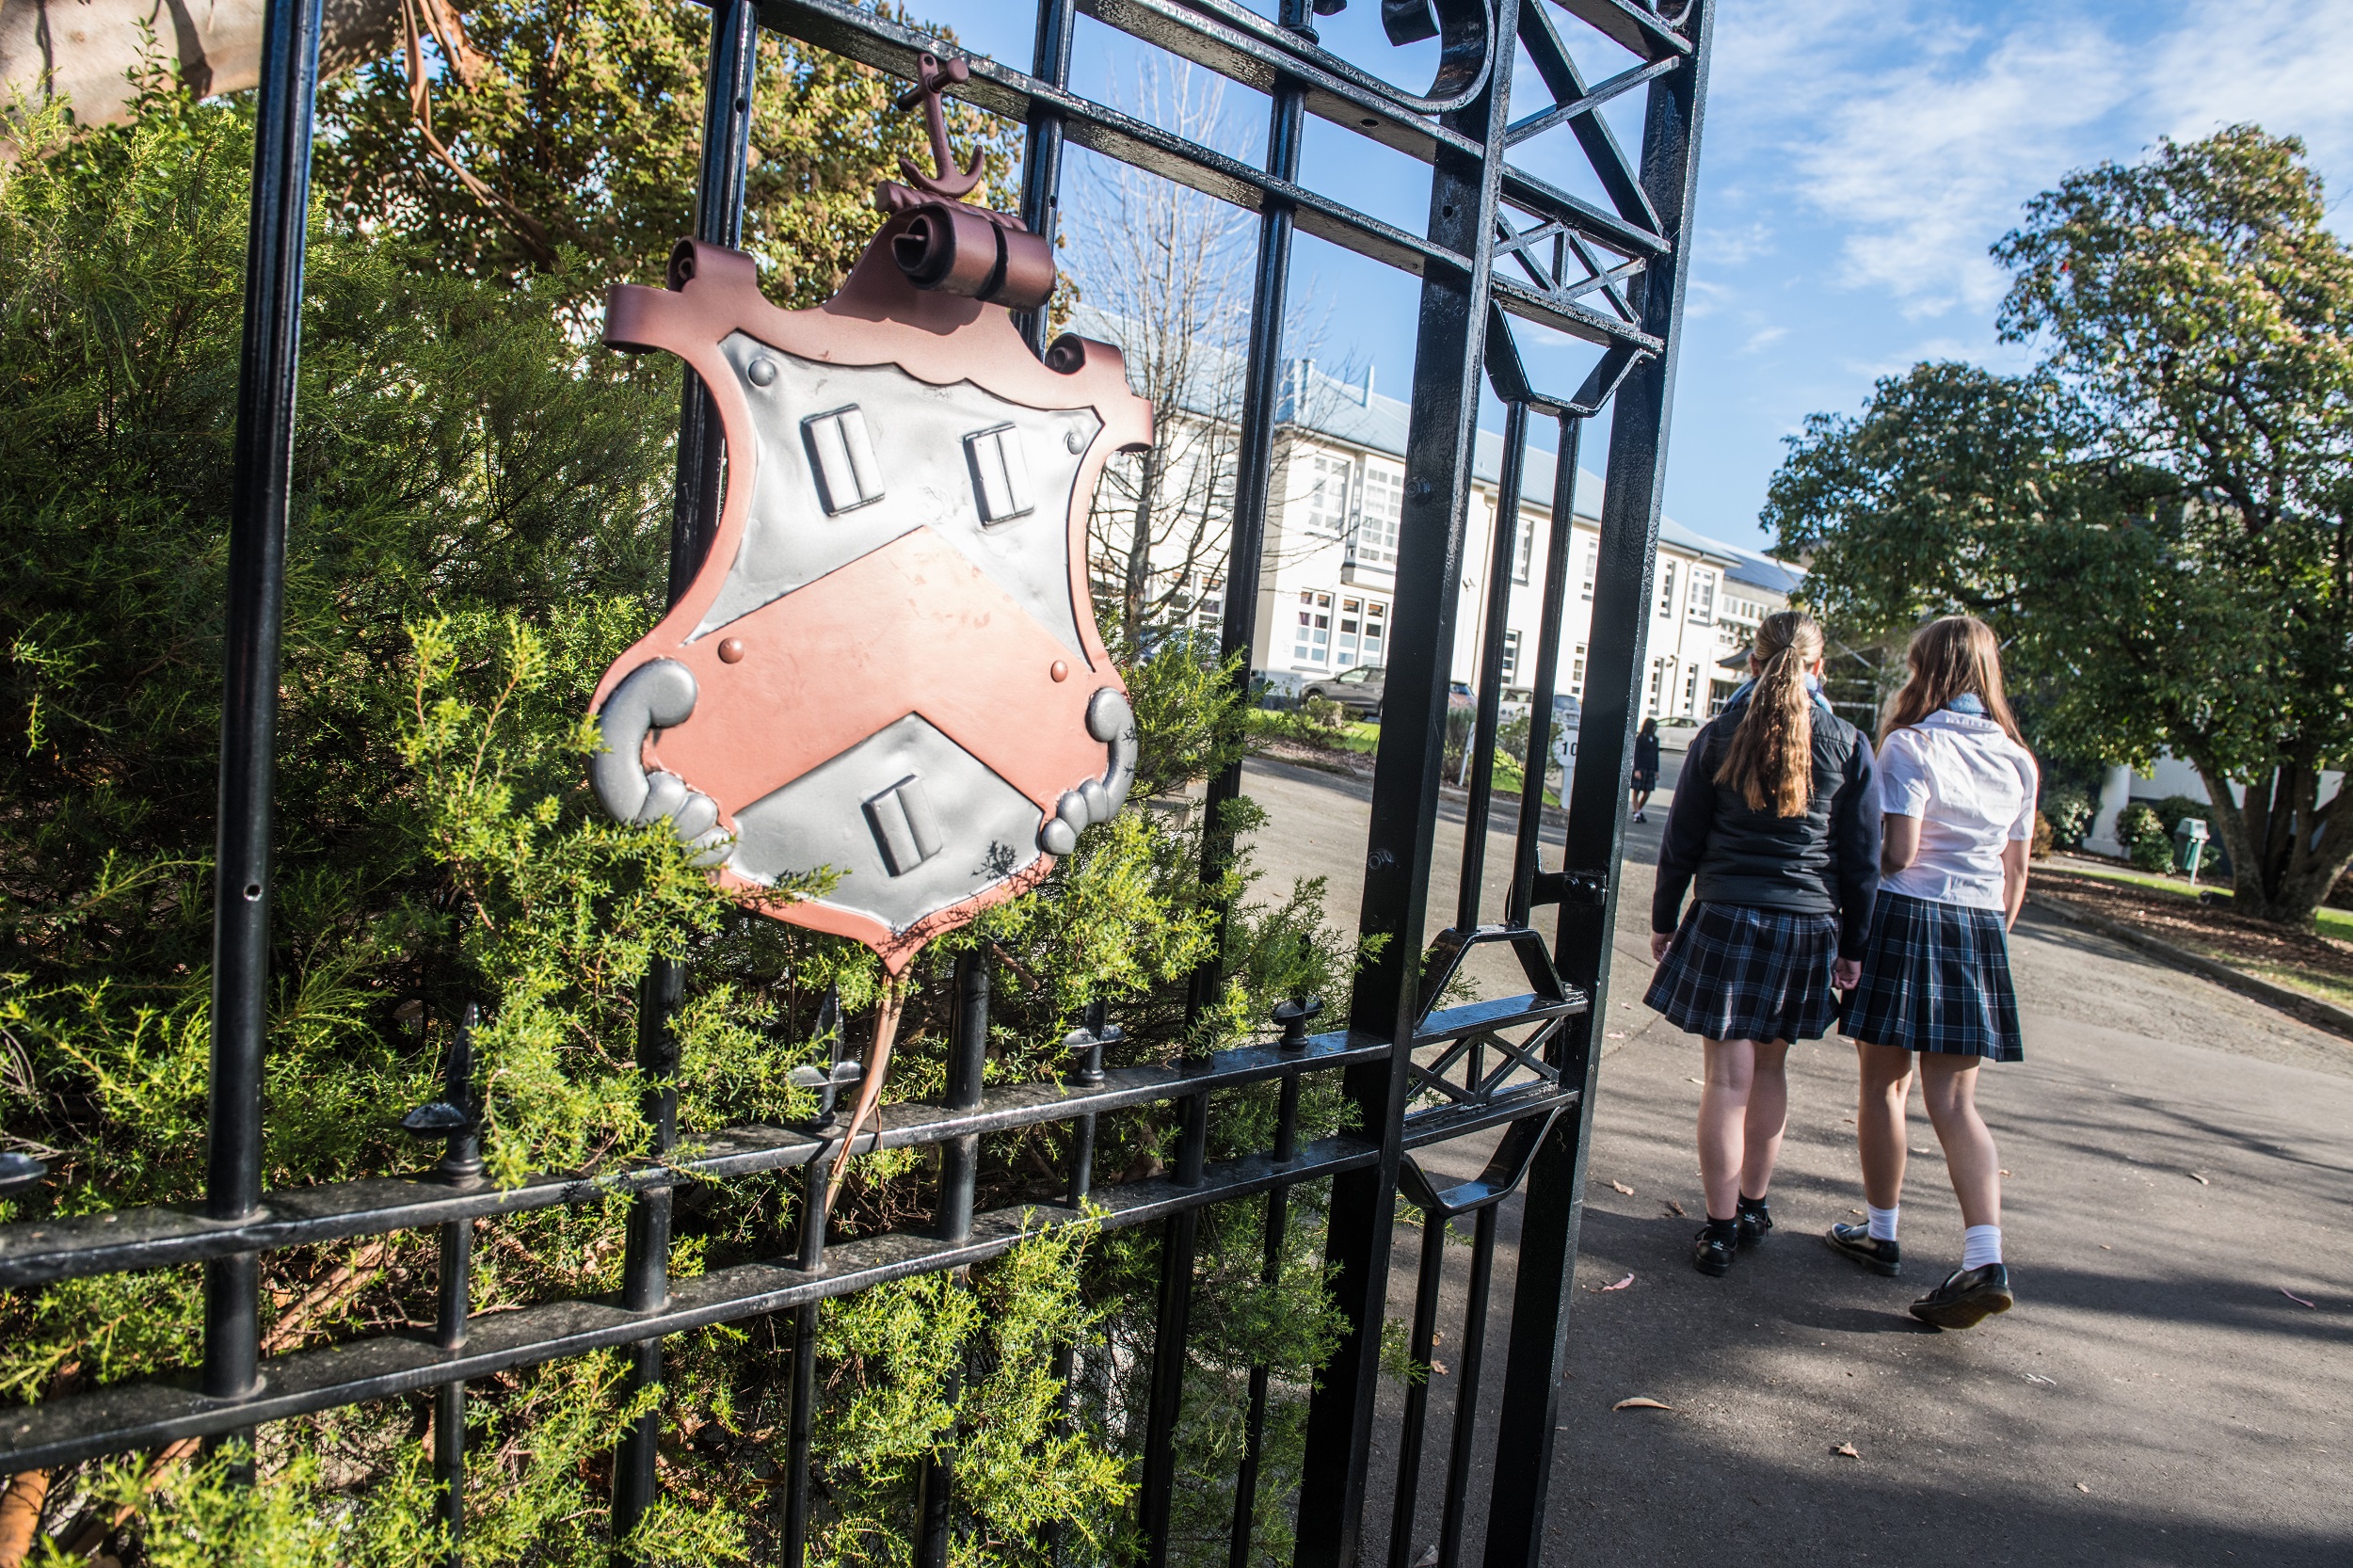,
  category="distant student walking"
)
[1825,616,2037,1331]
[1630,717,1662,823]
[1647,611,1881,1276]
